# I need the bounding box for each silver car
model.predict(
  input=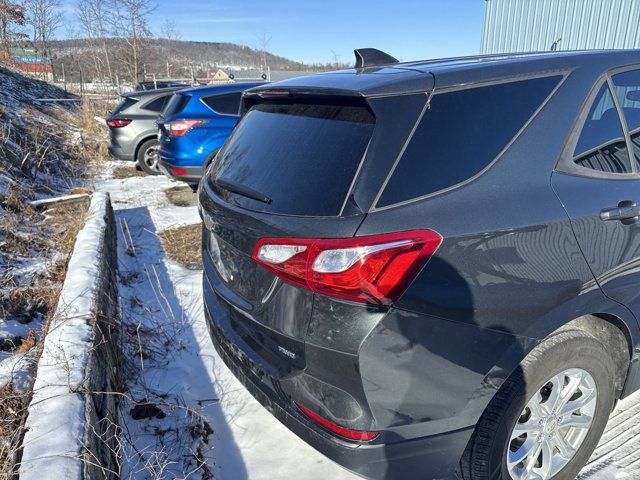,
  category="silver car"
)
[107,87,183,175]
